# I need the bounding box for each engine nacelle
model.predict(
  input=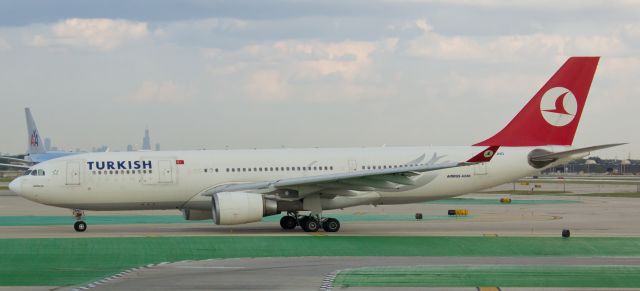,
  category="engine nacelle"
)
[212,192,278,225]
[181,209,213,220]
